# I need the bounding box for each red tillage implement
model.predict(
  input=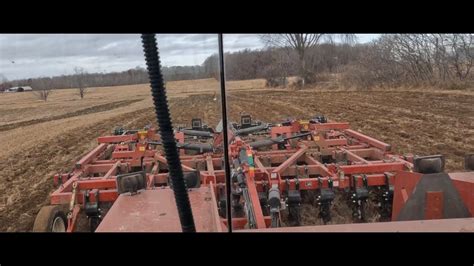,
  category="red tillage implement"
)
[33,116,474,232]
